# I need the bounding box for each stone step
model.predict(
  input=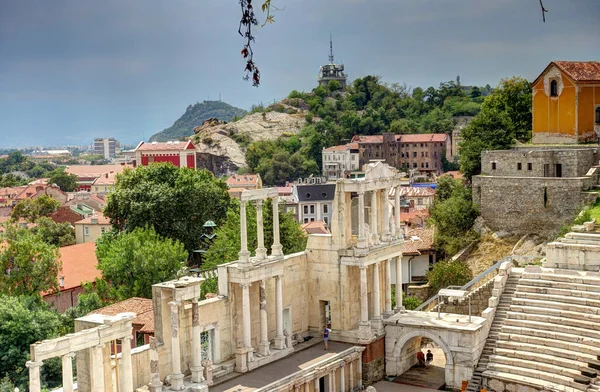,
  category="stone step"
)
[524,272,600,286]
[518,278,600,293]
[507,311,600,336]
[495,340,599,364]
[515,291,600,309]
[485,363,589,391]
[501,325,600,349]
[489,353,592,380]
[498,332,600,356]
[482,369,580,392]
[517,284,600,301]
[504,318,600,341]
[512,297,600,315]
[494,348,597,375]
[510,304,600,324]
